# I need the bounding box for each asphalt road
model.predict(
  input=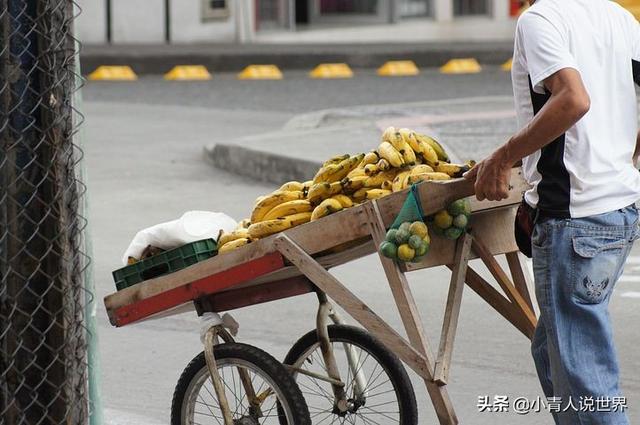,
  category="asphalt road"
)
[84,70,640,424]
